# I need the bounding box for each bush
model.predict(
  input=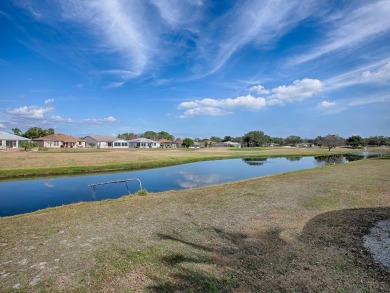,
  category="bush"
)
[38,146,48,151]
[135,189,148,196]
